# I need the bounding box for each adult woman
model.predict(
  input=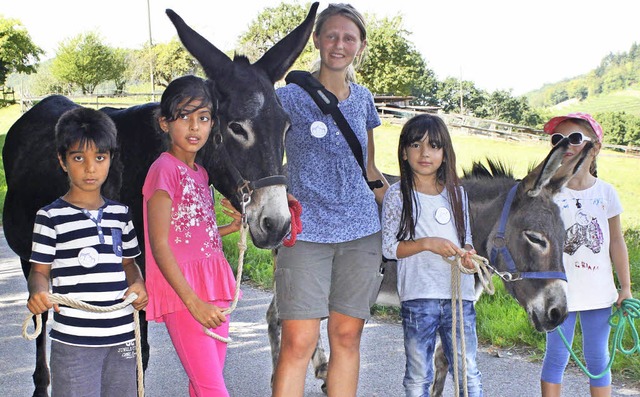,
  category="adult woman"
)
[272,4,388,396]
